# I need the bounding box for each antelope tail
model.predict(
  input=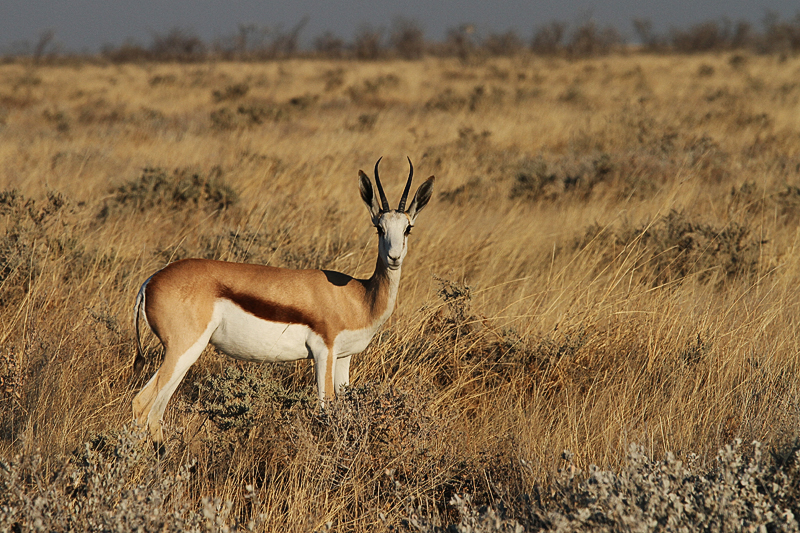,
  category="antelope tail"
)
[131,276,152,379]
